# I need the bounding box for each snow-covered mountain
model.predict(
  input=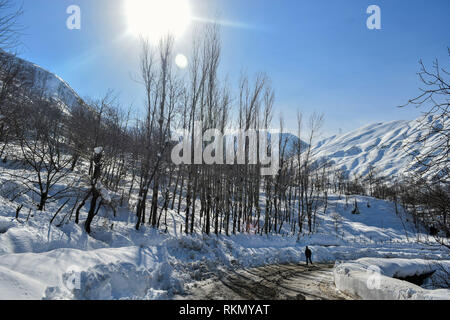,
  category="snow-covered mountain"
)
[278,132,308,155]
[0,50,81,108]
[313,116,448,179]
